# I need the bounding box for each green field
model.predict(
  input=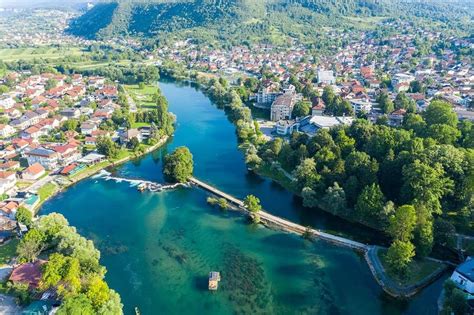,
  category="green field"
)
[378,249,444,287]
[38,182,59,202]
[124,84,160,110]
[0,47,90,62]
